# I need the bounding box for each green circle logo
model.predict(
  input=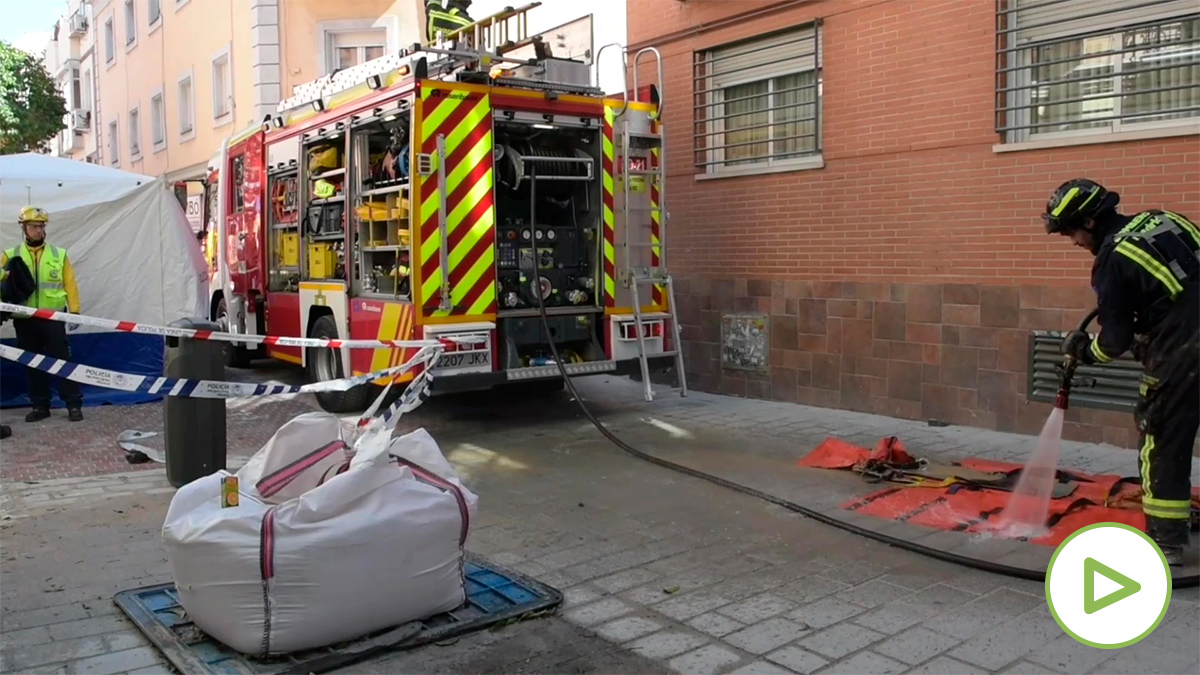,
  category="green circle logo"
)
[1045,522,1172,649]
